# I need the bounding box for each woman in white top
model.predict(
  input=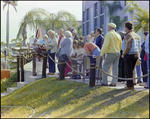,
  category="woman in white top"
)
[46,30,58,75]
